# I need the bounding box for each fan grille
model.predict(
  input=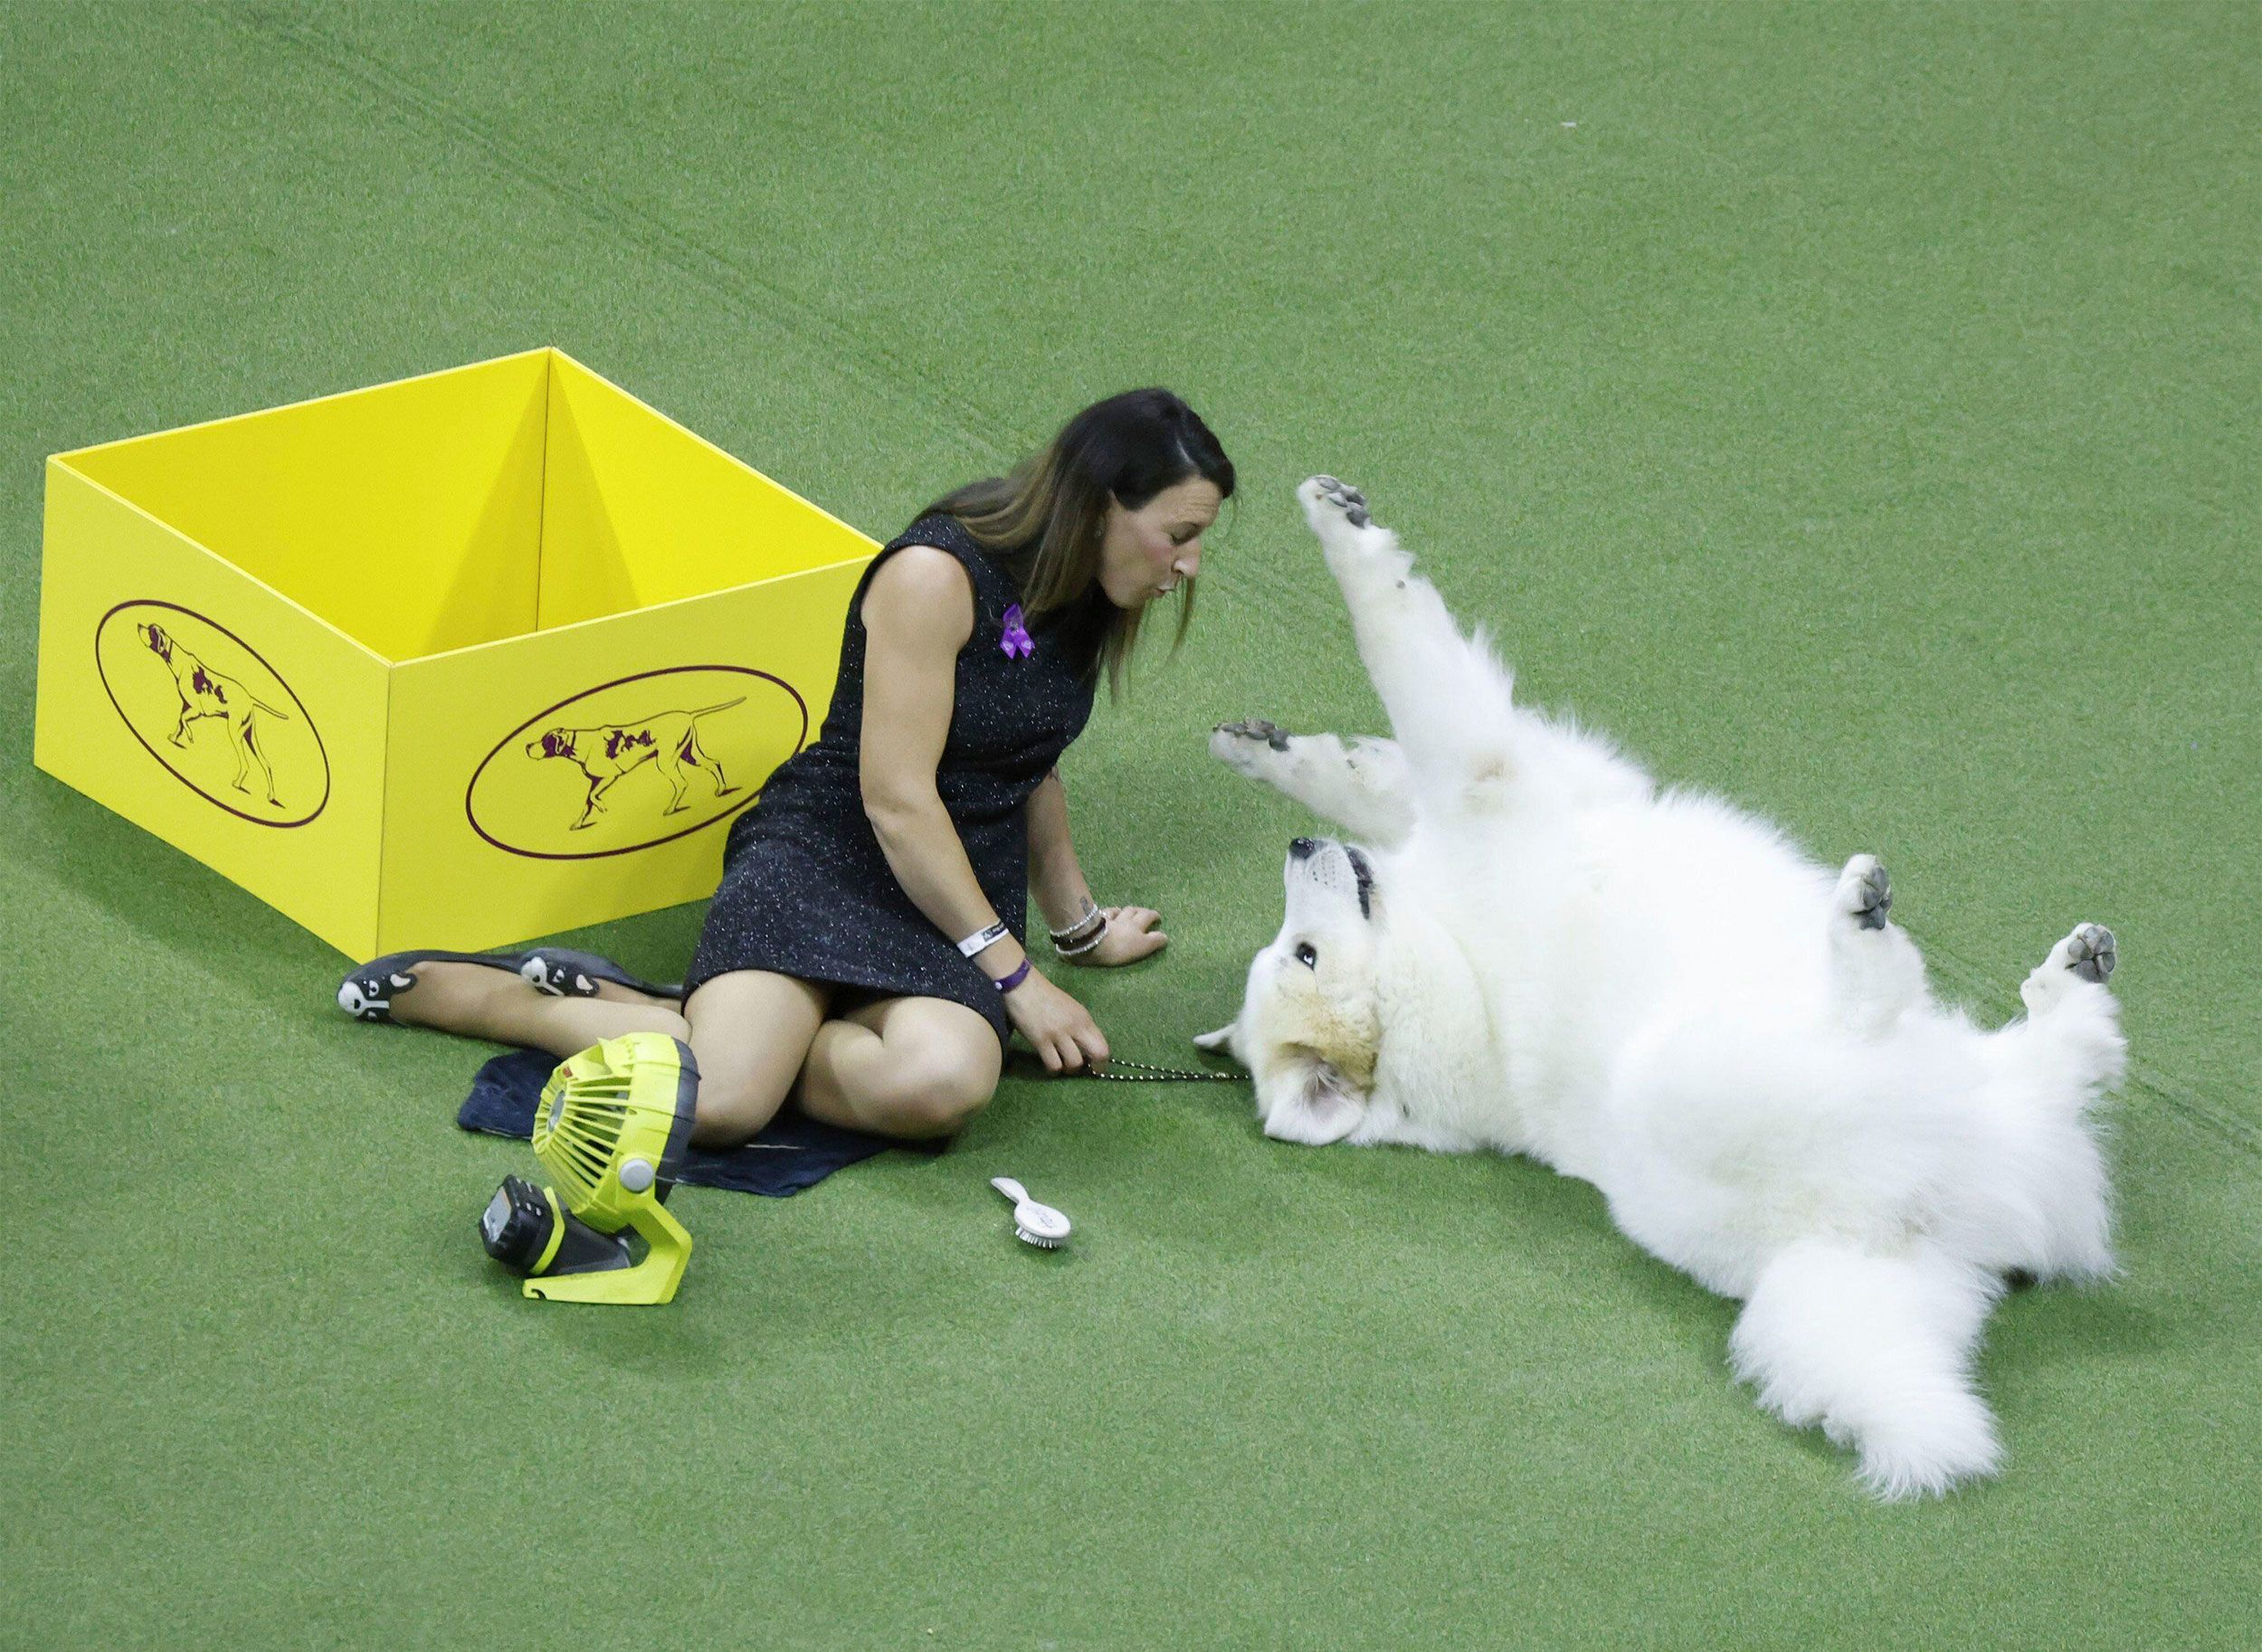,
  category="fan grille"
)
[535,1074,633,1203]
[529,1036,694,1218]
